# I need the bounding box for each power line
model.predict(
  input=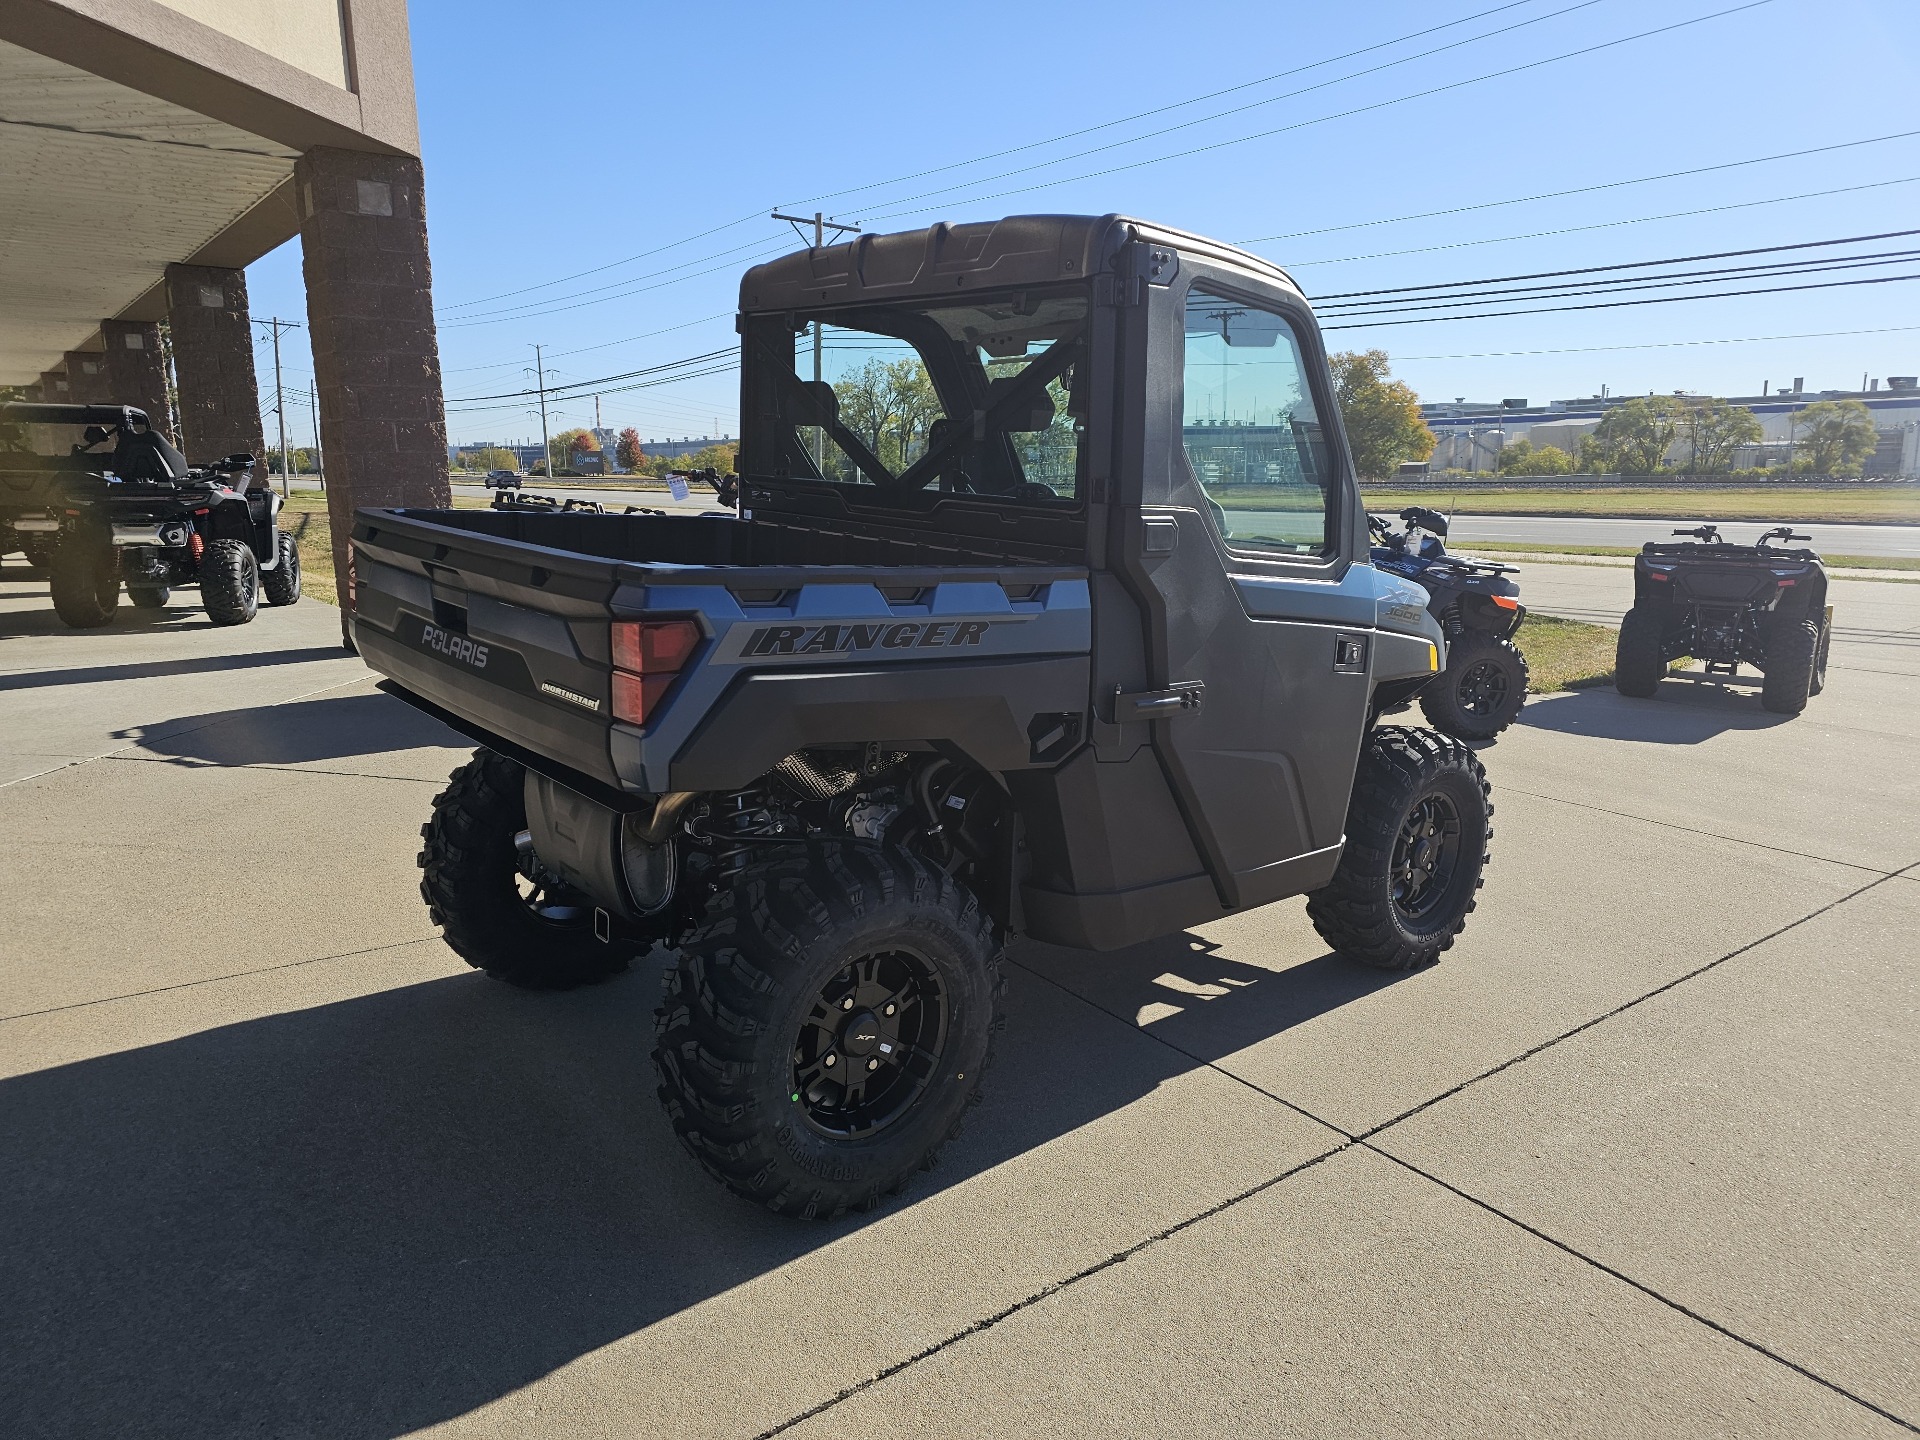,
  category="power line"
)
[1238,128,1920,244]
[1283,175,1920,268]
[446,348,735,404]
[1319,269,1920,330]
[443,313,732,373]
[1309,229,1920,301]
[436,240,795,330]
[789,0,1598,213]
[856,1,1771,226]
